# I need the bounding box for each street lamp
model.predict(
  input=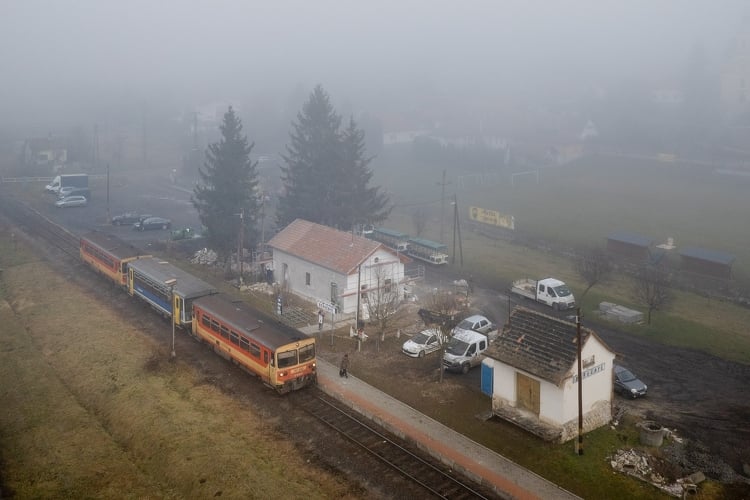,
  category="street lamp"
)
[164,278,177,358]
